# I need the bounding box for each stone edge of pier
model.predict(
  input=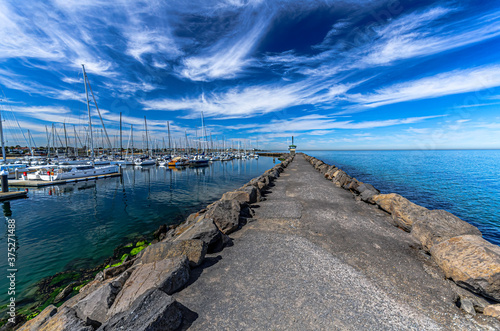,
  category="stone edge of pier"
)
[12,155,295,331]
